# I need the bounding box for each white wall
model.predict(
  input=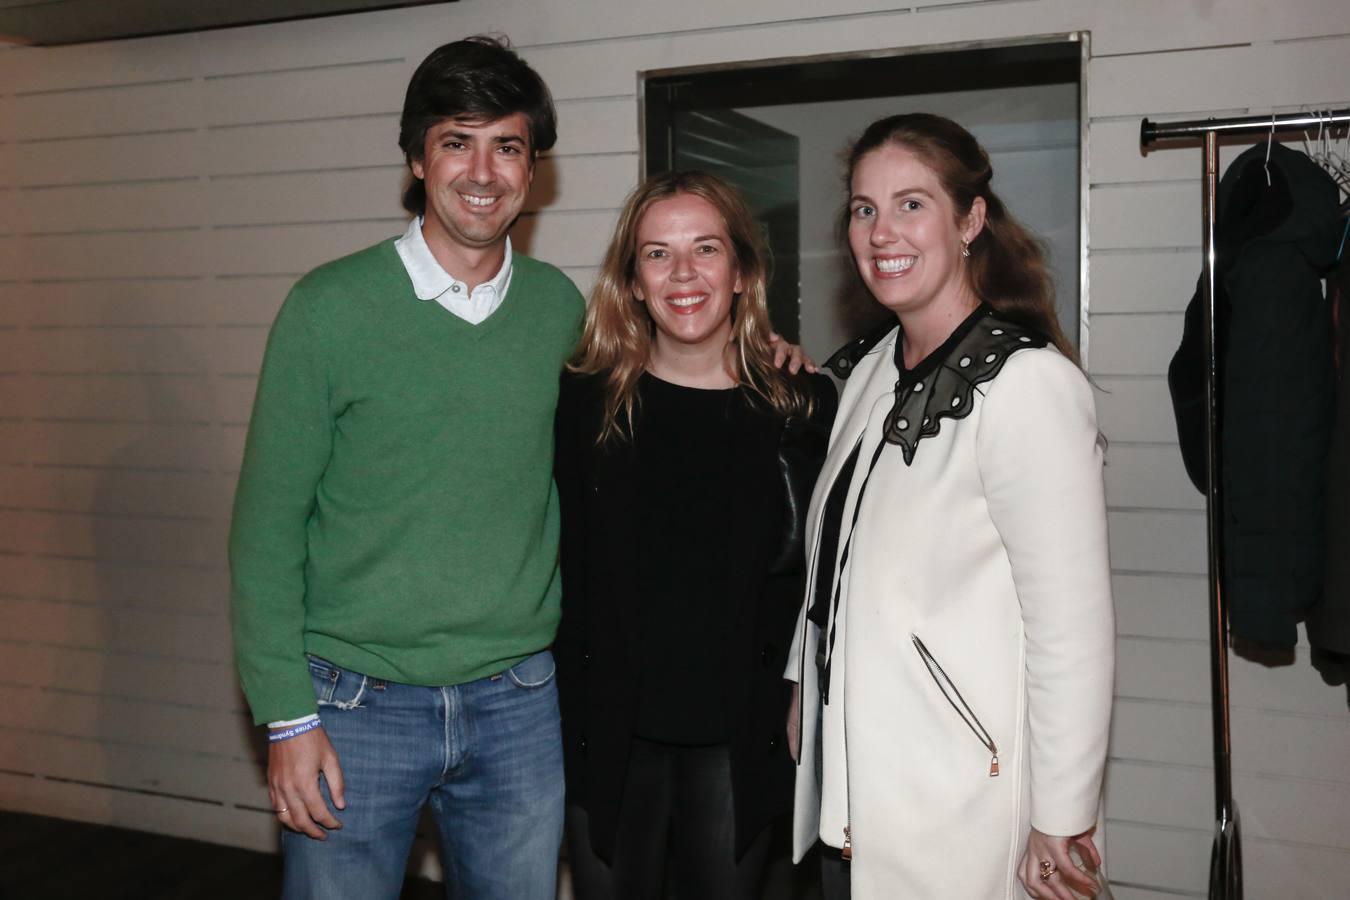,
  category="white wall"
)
[739,84,1079,356]
[2,1,1349,897]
